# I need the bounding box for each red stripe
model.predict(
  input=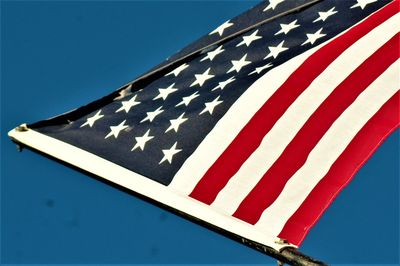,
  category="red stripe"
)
[232,35,399,224]
[189,1,399,204]
[278,91,400,246]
